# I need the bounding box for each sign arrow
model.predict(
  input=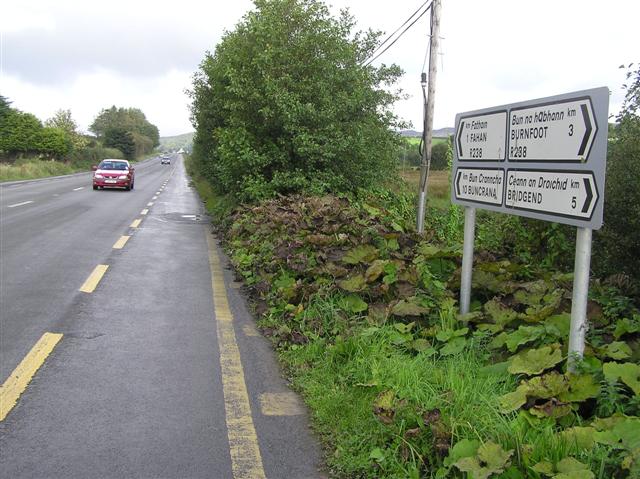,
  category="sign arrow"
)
[582,177,593,213]
[505,170,598,220]
[455,111,507,161]
[578,104,592,157]
[453,168,504,206]
[456,121,464,158]
[508,98,597,162]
